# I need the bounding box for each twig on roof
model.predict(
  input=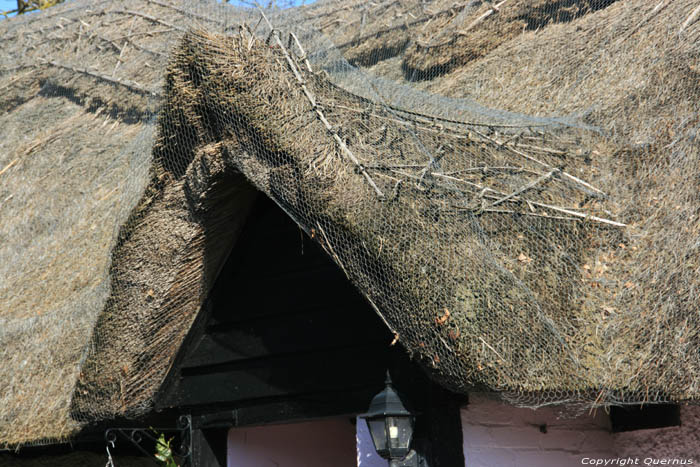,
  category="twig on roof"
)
[510,143,567,156]
[323,101,554,130]
[116,10,187,33]
[112,17,137,77]
[315,222,350,279]
[114,28,174,41]
[145,0,224,25]
[438,335,453,353]
[254,6,385,199]
[470,127,608,198]
[680,4,700,34]
[489,169,557,208]
[479,336,505,363]
[441,171,626,227]
[364,294,400,341]
[333,1,472,52]
[477,208,579,222]
[458,0,511,35]
[0,65,32,74]
[105,29,167,58]
[0,194,13,209]
[442,166,543,176]
[0,159,18,177]
[289,32,313,72]
[618,0,671,43]
[388,168,626,228]
[365,163,424,170]
[530,201,627,228]
[416,144,444,188]
[45,60,159,96]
